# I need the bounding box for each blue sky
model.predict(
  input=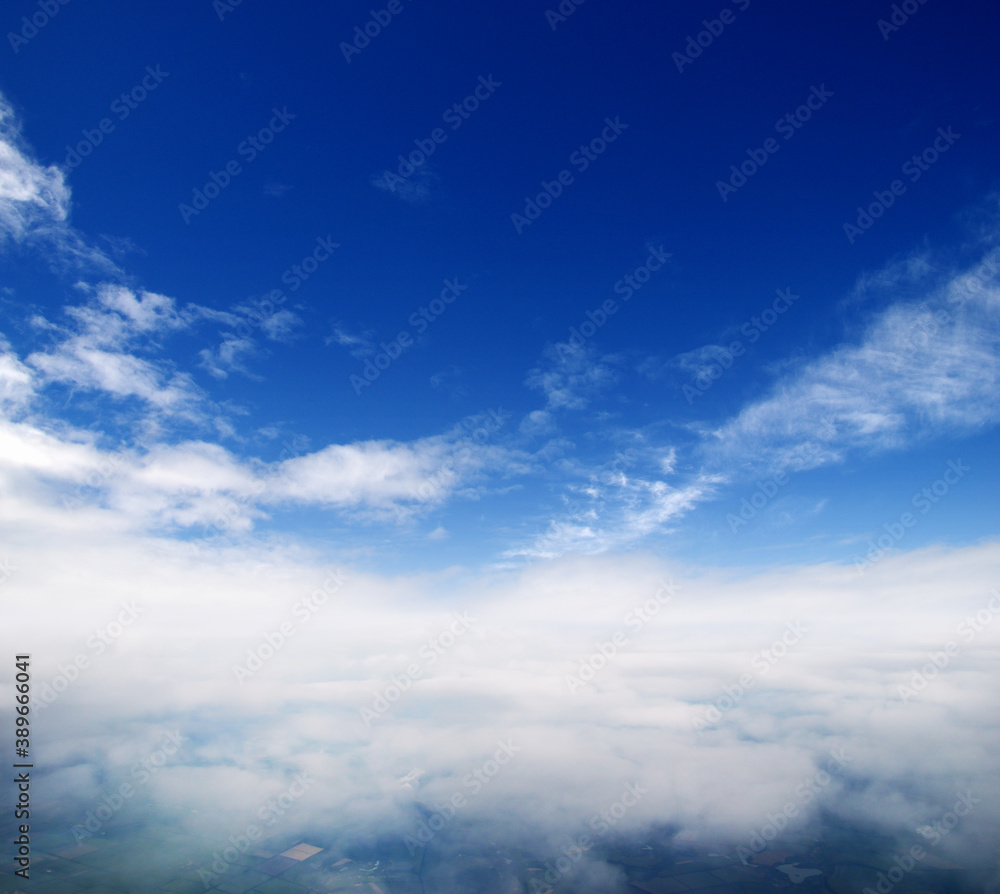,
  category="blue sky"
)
[2,0,999,574]
[2,0,999,575]
[2,0,1000,883]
